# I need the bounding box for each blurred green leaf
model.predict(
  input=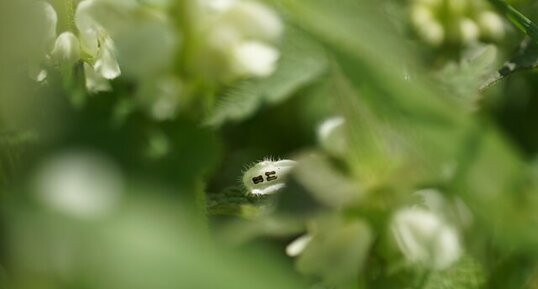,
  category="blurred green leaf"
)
[297,217,372,286]
[424,257,486,289]
[439,45,498,106]
[481,38,538,91]
[206,28,328,126]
